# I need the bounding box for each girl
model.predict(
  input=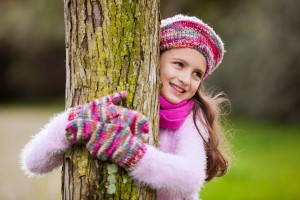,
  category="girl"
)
[20,14,230,200]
